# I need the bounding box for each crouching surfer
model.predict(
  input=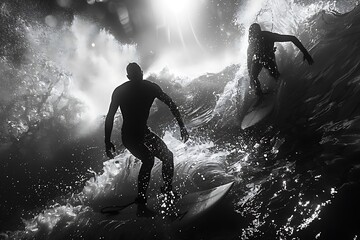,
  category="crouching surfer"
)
[105,63,189,217]
[247,23,314,96]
